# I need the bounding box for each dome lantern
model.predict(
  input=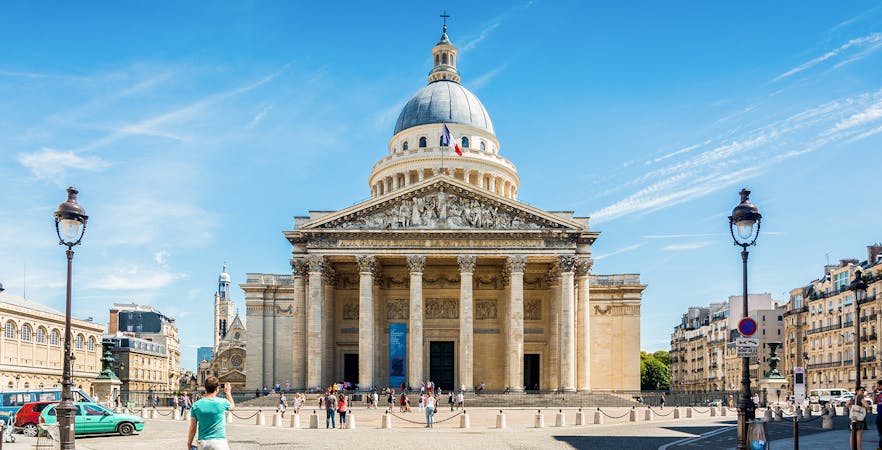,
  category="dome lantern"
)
[428,17,460,84]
